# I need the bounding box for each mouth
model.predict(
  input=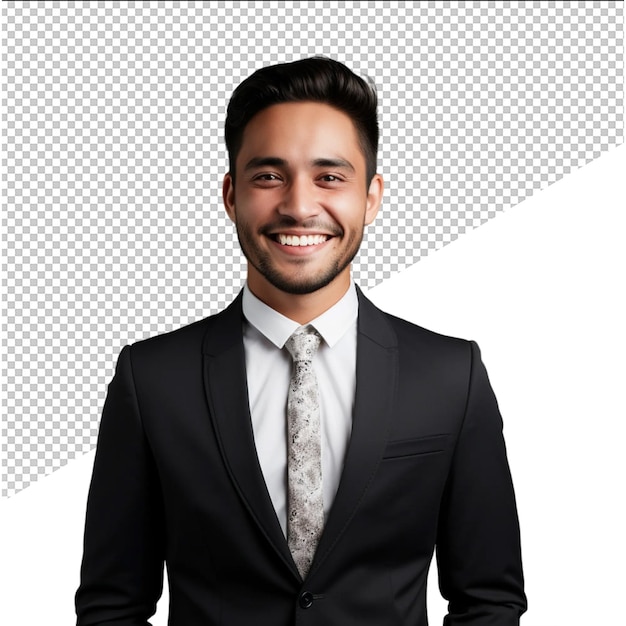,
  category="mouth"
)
[274,233,330,247]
